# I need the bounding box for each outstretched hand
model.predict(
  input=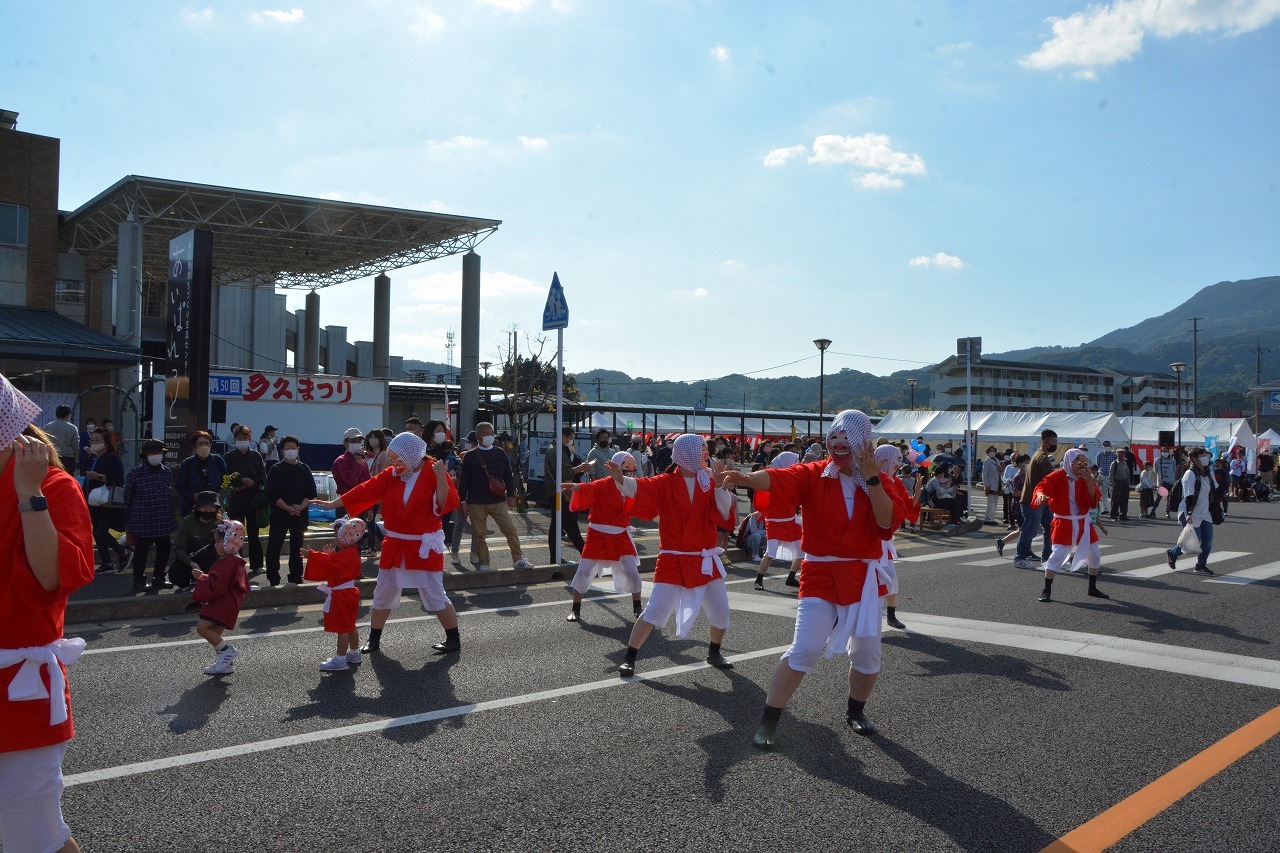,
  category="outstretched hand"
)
[721,469,749,487]
[855,445,880,480]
